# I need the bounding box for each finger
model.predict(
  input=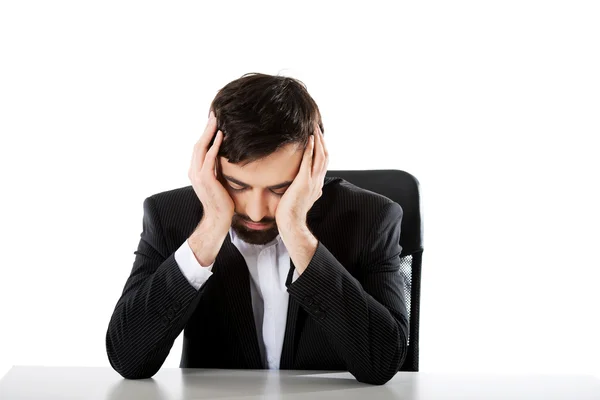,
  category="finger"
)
[196,113,218,155]
[190,135,205,179]
[313,125,328,192]
[203,130,223,178]
[318,124,328,158]
[316,148,328,197]
[301,134,315,177]
[193,116,216,155]
[313,125,326,176]
[191,114,218,172]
